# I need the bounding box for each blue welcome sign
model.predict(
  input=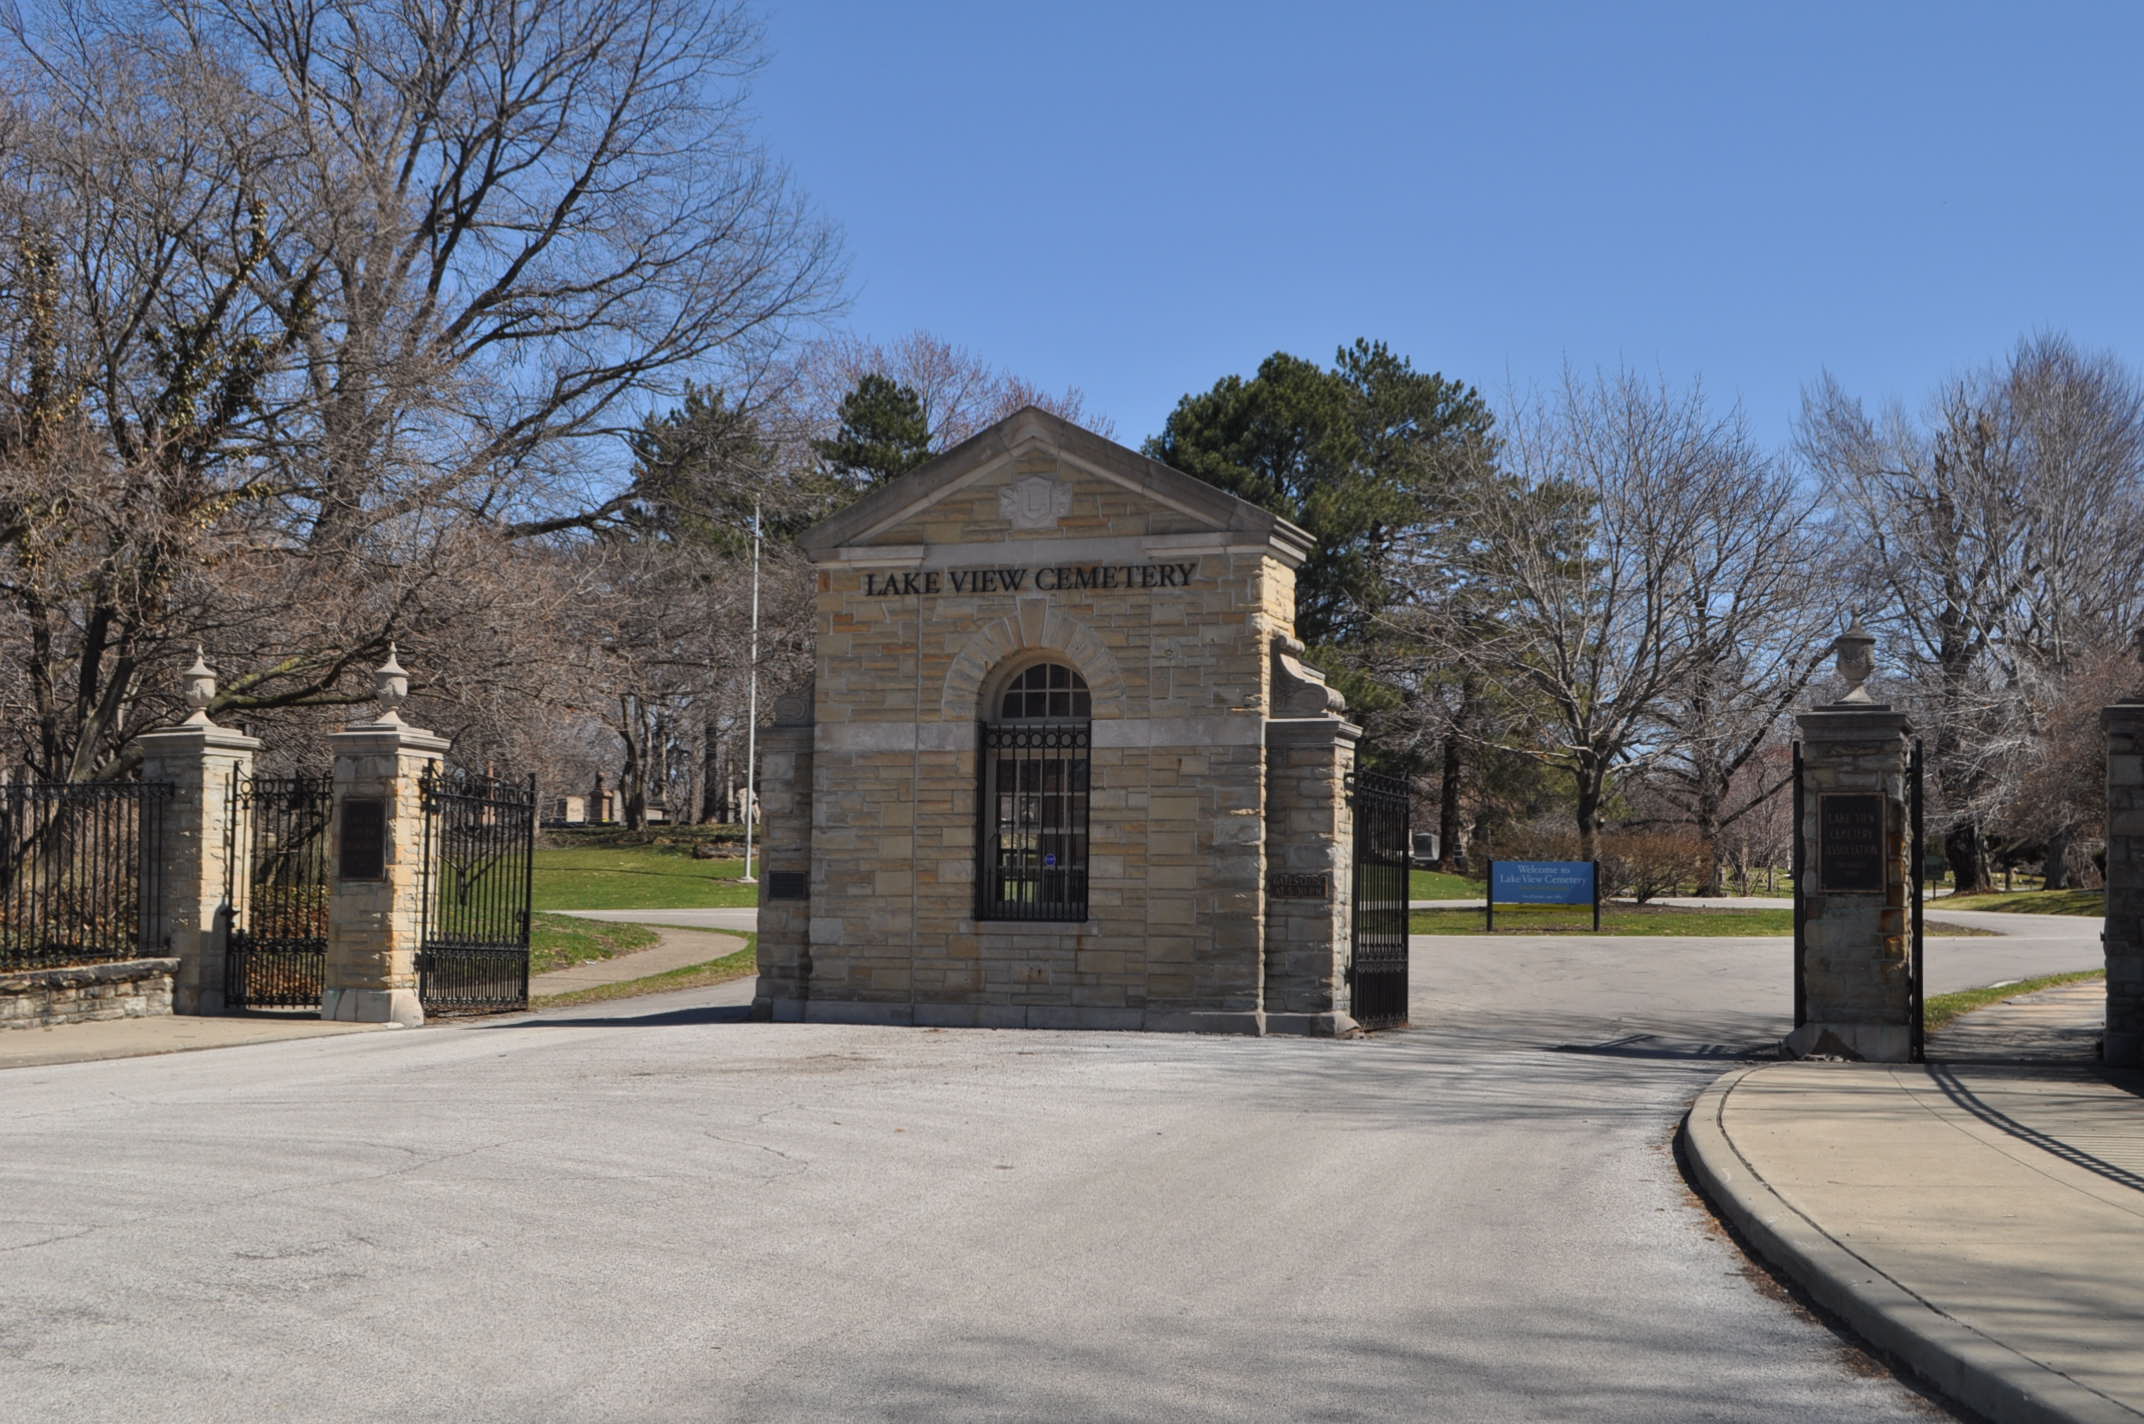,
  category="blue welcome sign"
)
[1486,859,1601,931]
[1490,860,1595,905]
